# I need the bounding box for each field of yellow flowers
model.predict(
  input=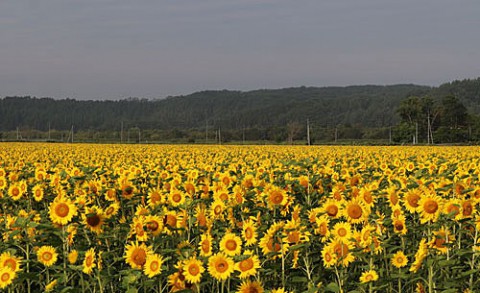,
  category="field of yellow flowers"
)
[1,143,480,292]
